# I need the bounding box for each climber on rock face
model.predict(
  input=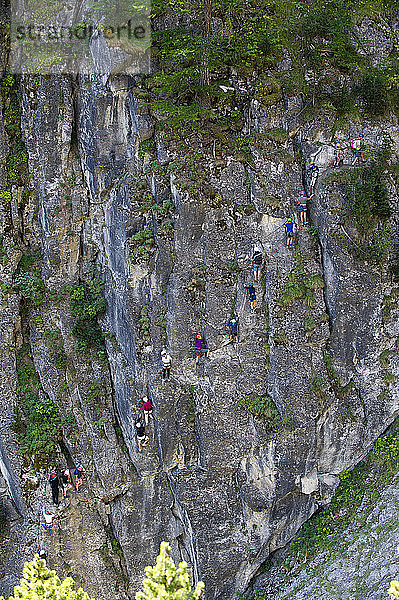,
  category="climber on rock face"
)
[48,470,59,506]
[244,283,256,310]
[161,349,172,381]
[298,191,308,225]
[298,191,313,225]
[351,135,363,165]
[135,420,149,451]
[37,546,47,560]
[334,142,344,167]
[42,509,54,536]
[140,396,153,425]
[194,334,208,364]
[307,160,319,193]
[228,314,239,343]
[284,218,294,247]
[73,464,85,491]
[61,468,72,498]
[252,247,263,282]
